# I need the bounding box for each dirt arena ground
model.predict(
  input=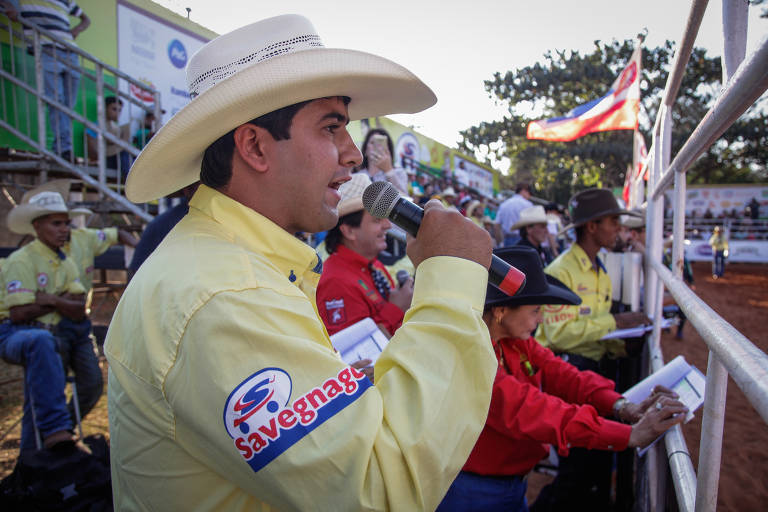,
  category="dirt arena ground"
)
[1,263,766,509]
